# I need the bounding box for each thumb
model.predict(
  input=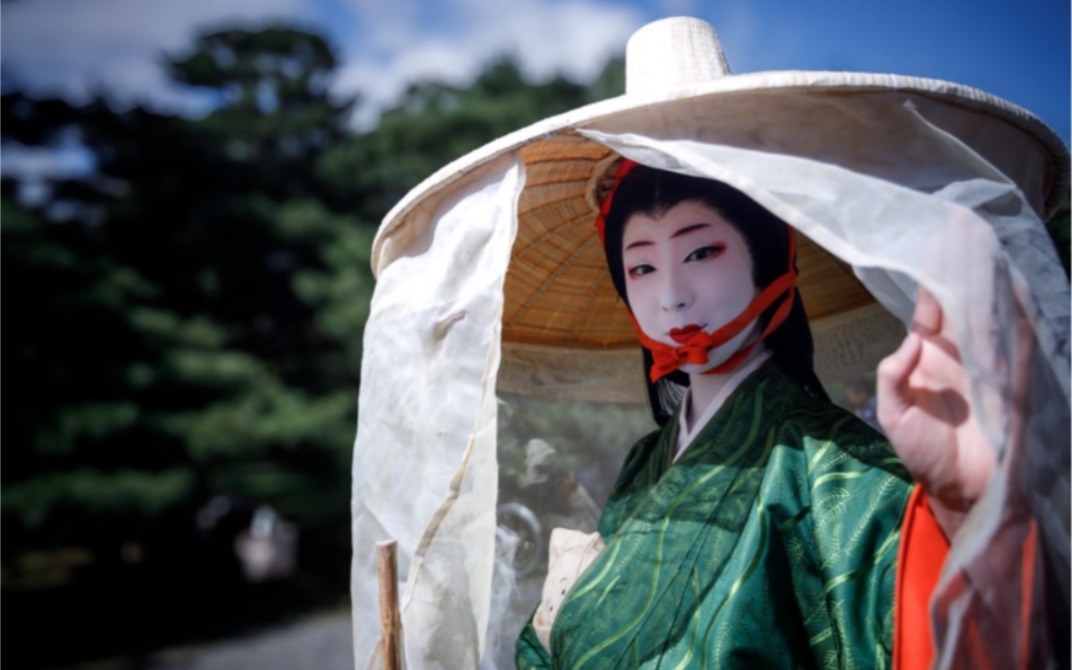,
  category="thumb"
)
[876,330,922,431]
